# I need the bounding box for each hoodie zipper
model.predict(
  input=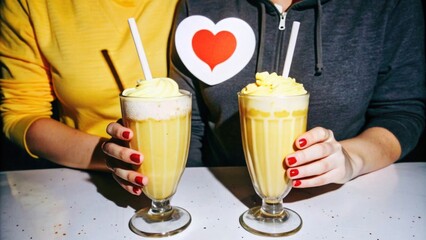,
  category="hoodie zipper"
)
[274,3,287,30]
[279,12,287,30]
[257,2,289,73]
[274,4,286,72]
